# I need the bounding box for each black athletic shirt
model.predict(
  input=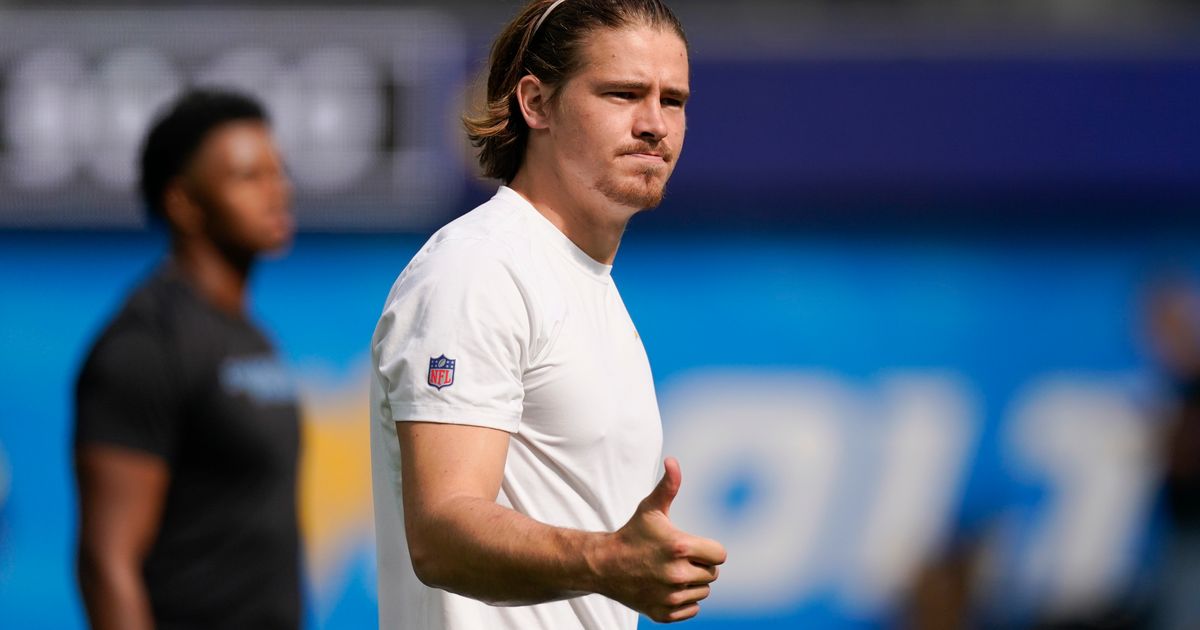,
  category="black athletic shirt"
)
[1166,376,1200,529]
[75,265,301,630]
